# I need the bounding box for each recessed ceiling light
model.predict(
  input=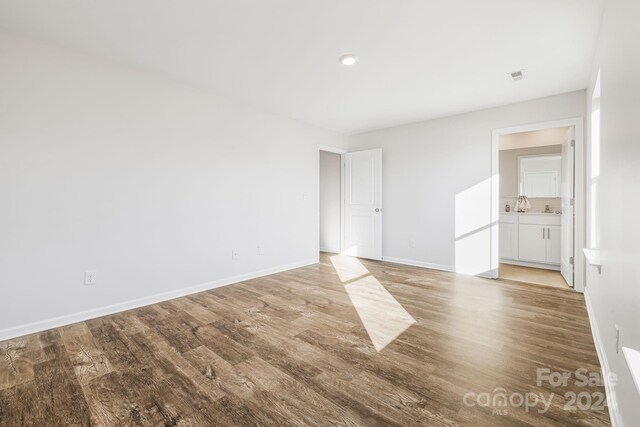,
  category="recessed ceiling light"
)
[339,54,358,66]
